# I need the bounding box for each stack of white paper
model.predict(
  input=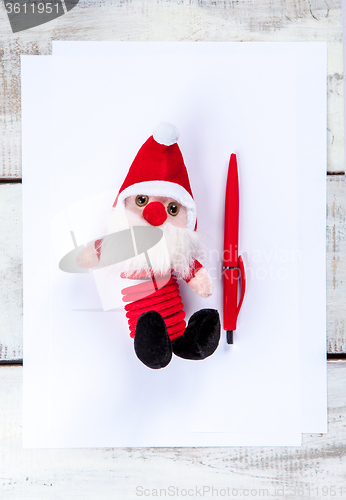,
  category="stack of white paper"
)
[22,42,327,448]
